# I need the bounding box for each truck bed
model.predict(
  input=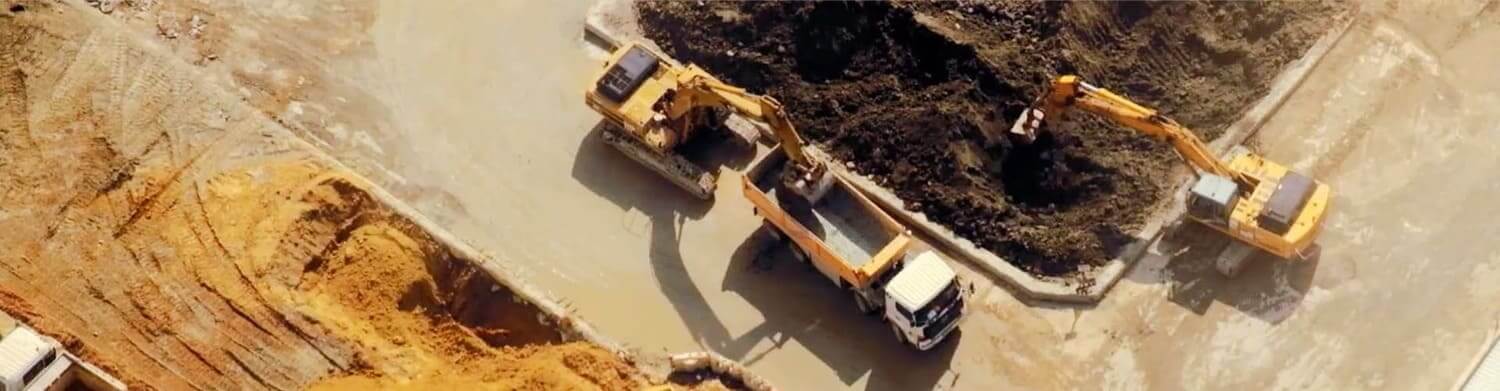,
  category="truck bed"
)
[750,156,896,268]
